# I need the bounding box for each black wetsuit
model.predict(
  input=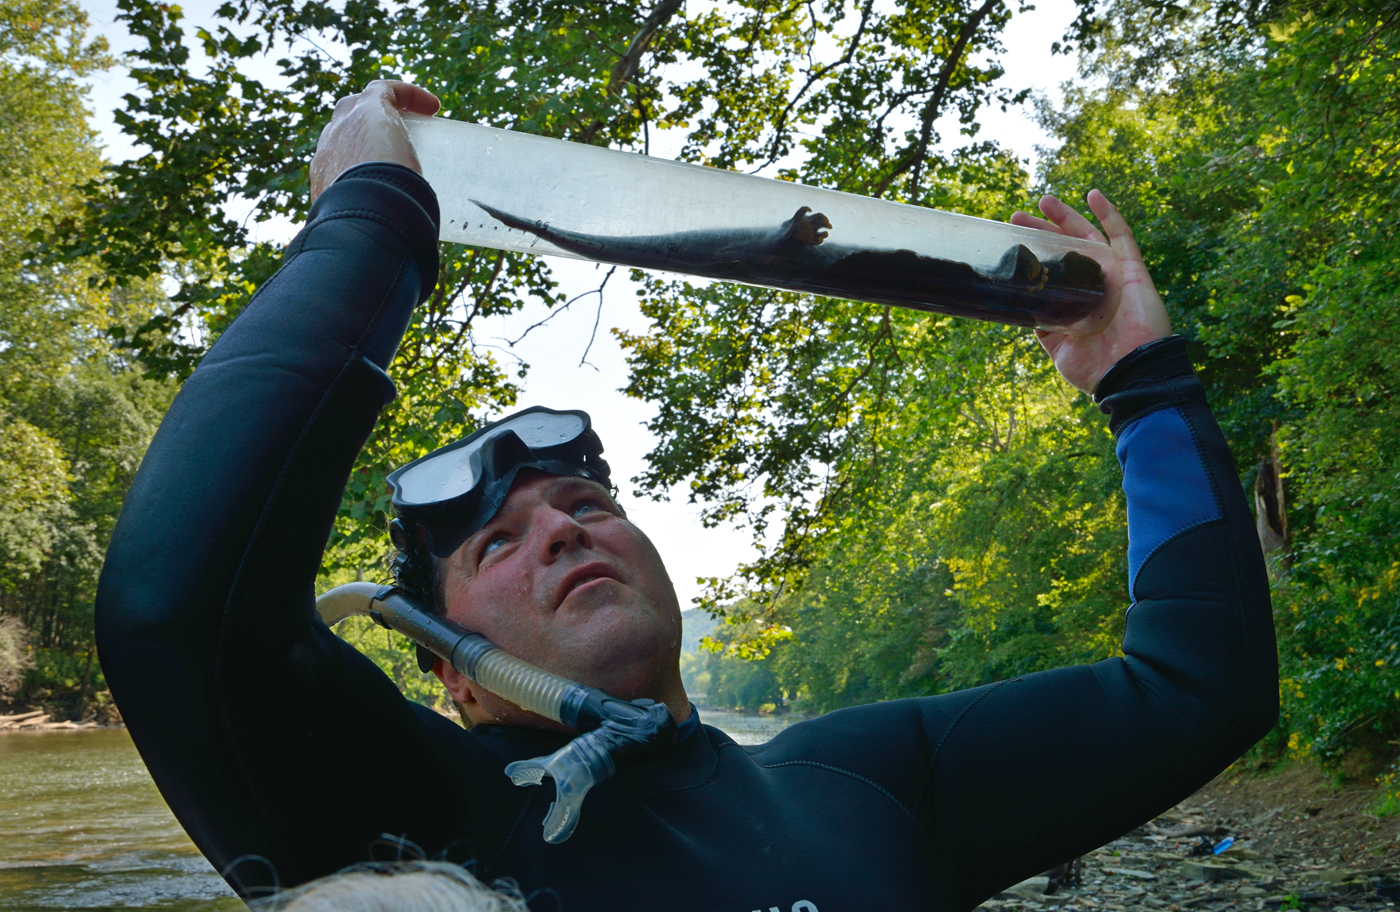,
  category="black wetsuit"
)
[95,163,1278,912]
